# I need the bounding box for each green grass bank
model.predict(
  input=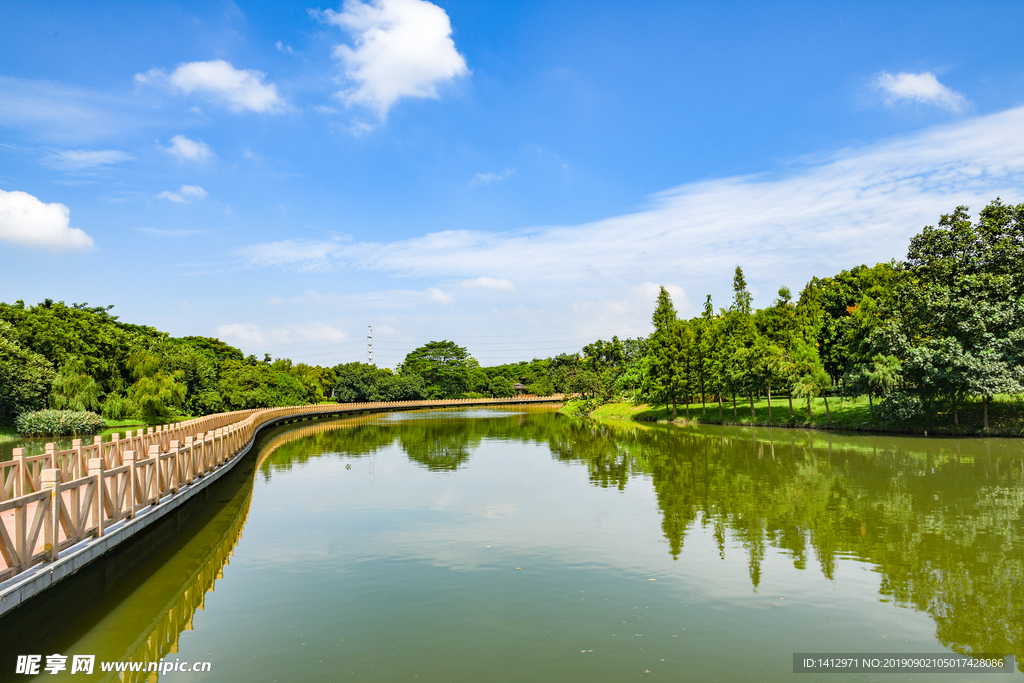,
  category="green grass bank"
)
[562,393,1024,437]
